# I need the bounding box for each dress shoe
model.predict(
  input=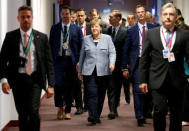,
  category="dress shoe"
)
[65,113,71,120]
[108,112,116,119]
[57,107,64,120]
[137,117,145,126]
[88,117,96,125]
[75,108,83,115]
[114,111,119,117]
[95,118,101,123]
[144,112,153,119]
